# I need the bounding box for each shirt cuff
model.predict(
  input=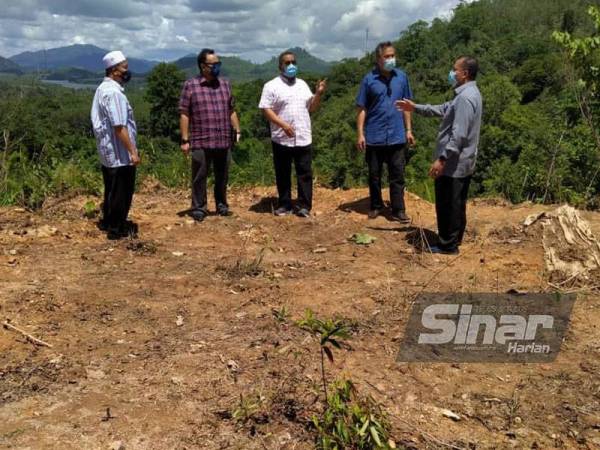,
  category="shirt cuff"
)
[442,143,460,159]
